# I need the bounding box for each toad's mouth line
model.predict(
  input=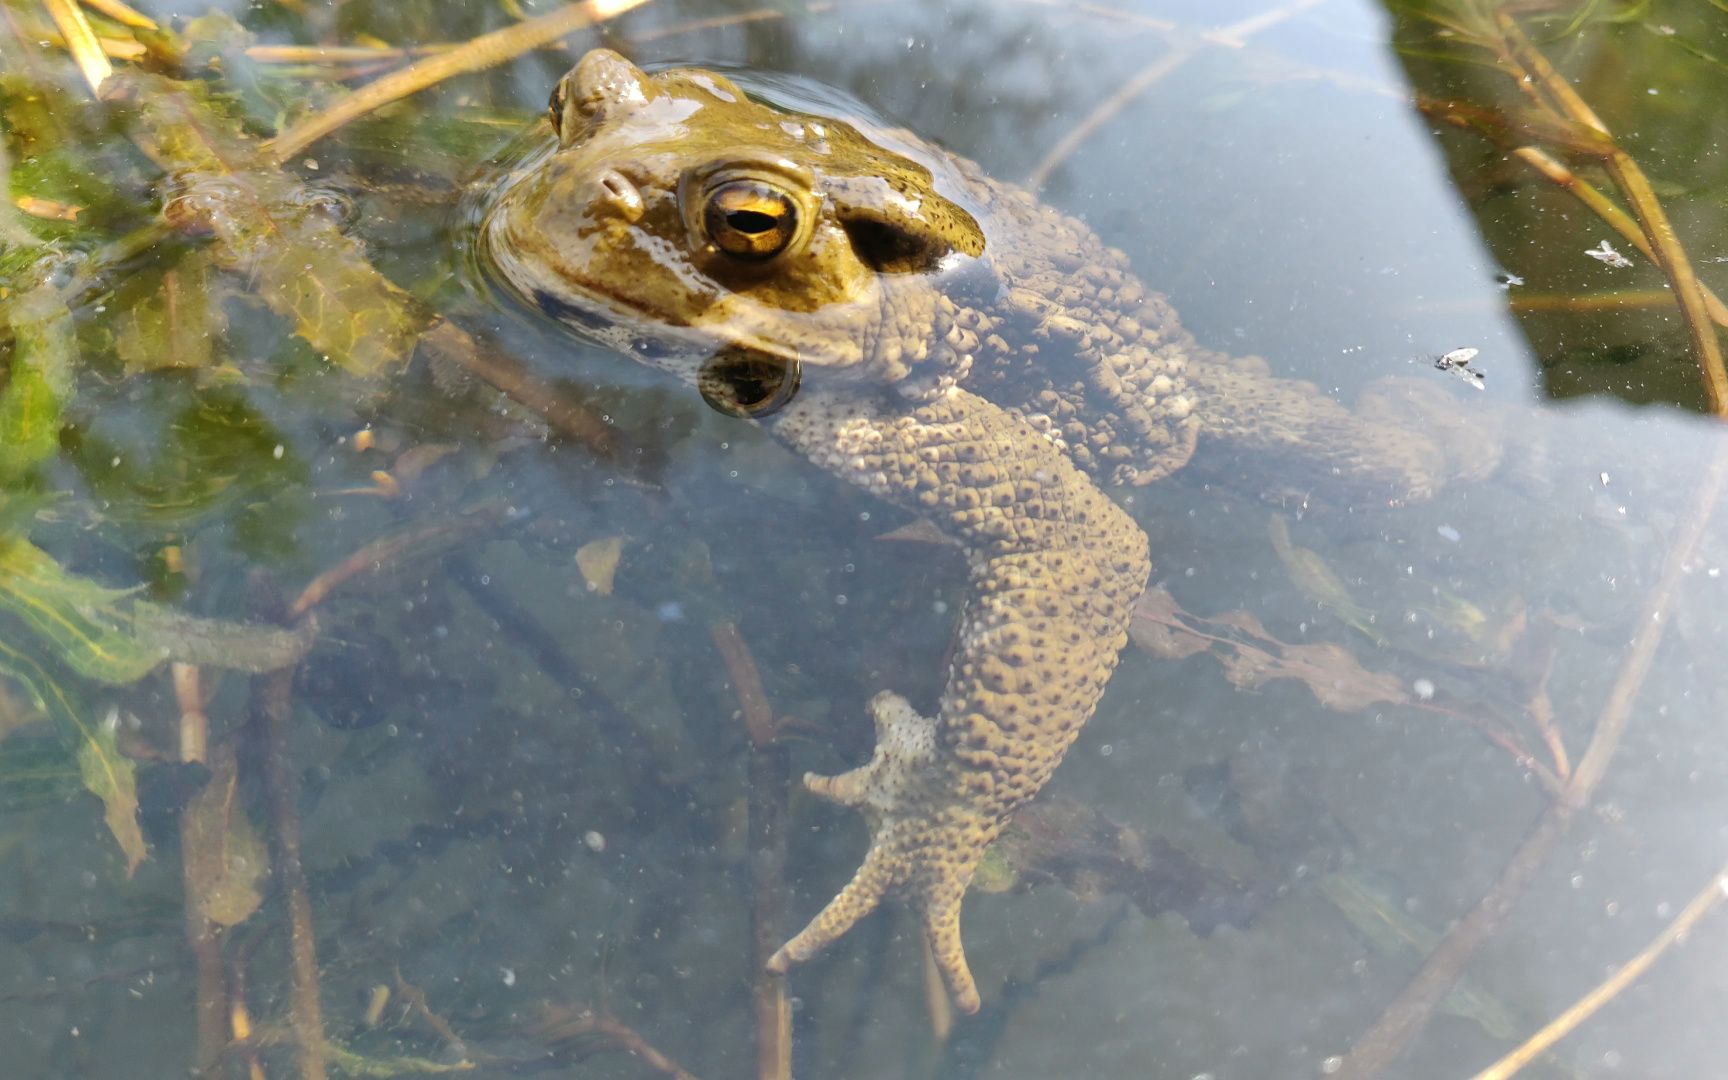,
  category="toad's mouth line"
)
[488,243,872,378]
